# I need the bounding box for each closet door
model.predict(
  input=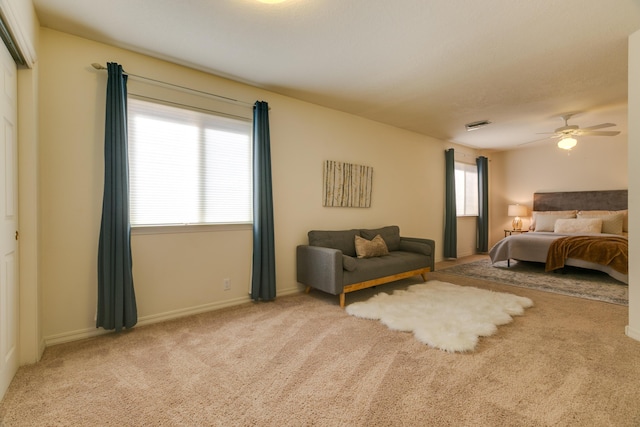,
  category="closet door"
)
[0,34,18,400]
